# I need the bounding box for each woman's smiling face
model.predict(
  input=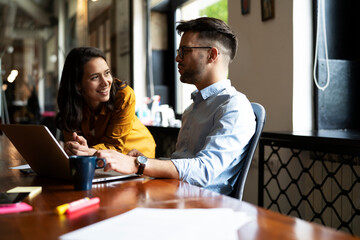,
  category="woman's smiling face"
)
[80,57,113,110]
